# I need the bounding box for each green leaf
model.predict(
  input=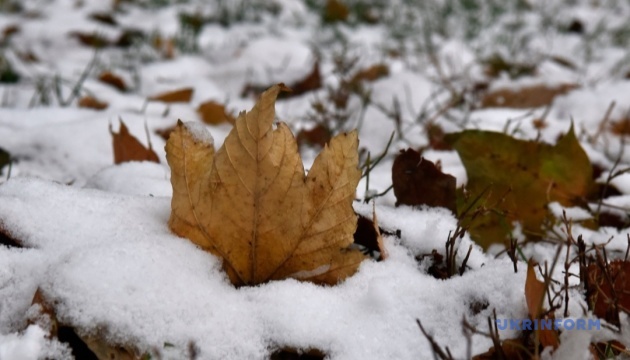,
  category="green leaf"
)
[446,126,593,248]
